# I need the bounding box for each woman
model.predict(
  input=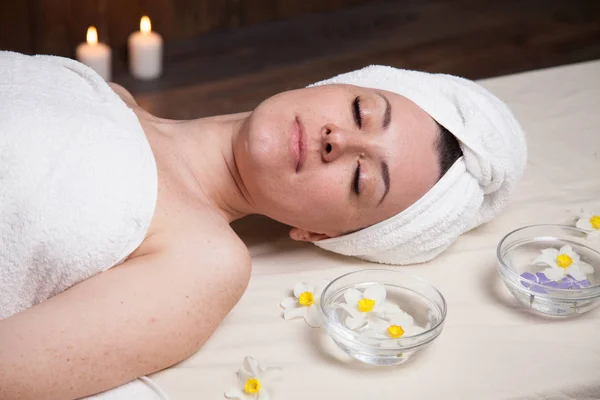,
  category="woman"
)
[0,52,525,399]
